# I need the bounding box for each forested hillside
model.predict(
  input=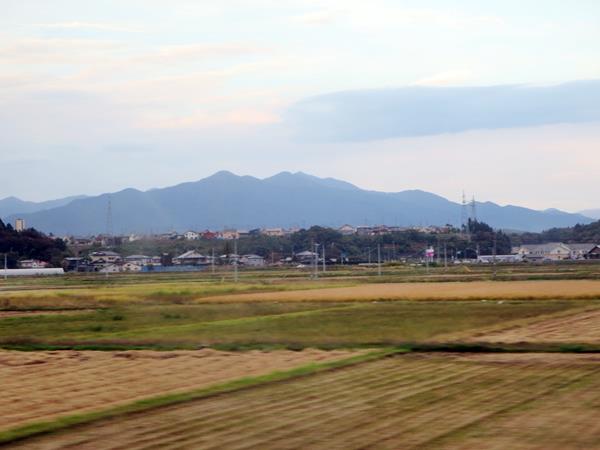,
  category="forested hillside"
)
[0,219,69,268]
